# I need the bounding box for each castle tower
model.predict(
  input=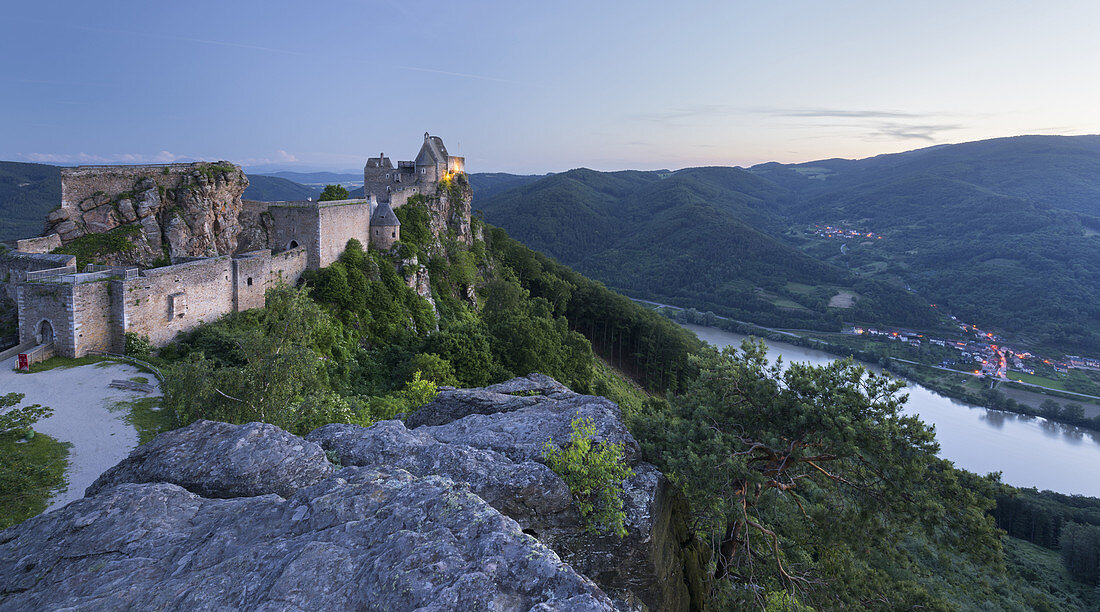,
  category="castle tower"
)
[362,133,465,207]
[370,200,400,250]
